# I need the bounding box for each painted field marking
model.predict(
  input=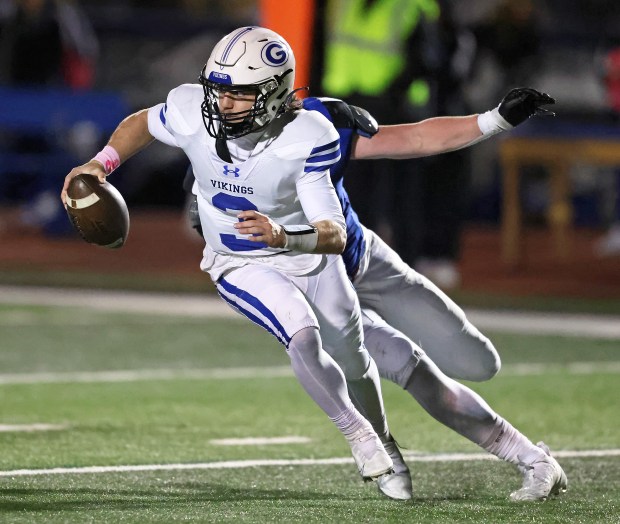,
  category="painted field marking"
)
[1,449,618,478]
[0,367,293,385]
[0,361,620,386]
[467,310,620,340]
[502,361,620,375]
[0,310,192,326]
[210,436,312,446]
[0,360,618,387]
[0,286,236,319]
[0,424,68,433]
